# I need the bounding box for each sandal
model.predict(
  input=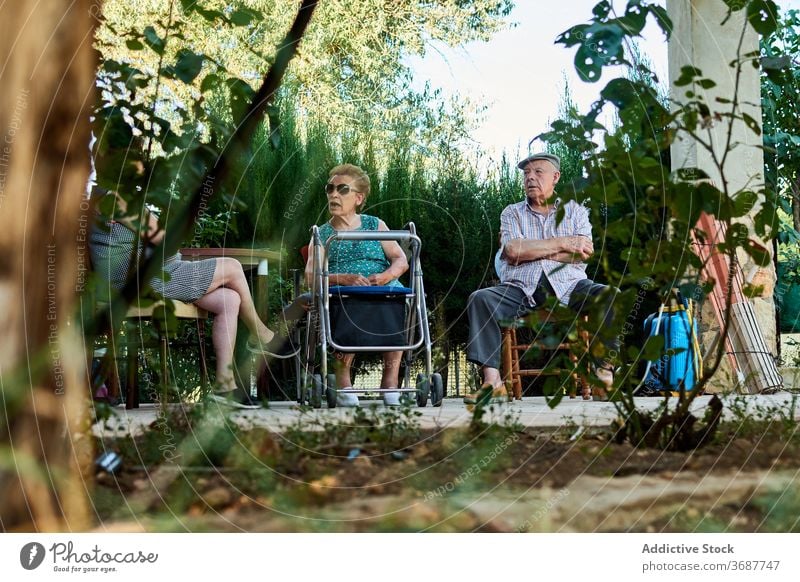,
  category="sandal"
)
[246,337,299,359]
[463,383,510,406]
[209,388,261,410]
